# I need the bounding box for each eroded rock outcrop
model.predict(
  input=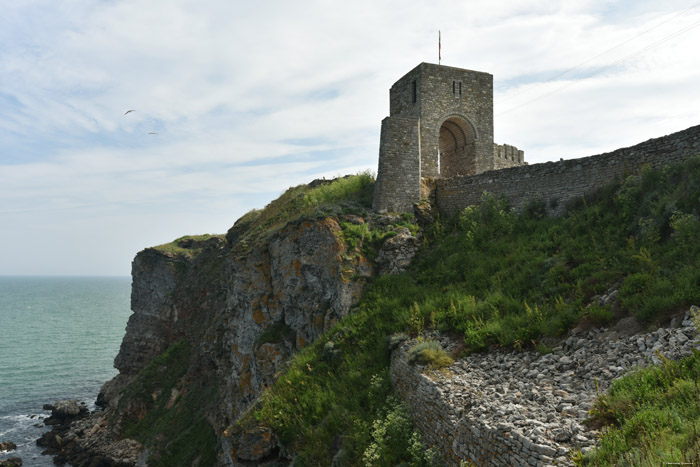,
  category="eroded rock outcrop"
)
[49,207,410,466]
